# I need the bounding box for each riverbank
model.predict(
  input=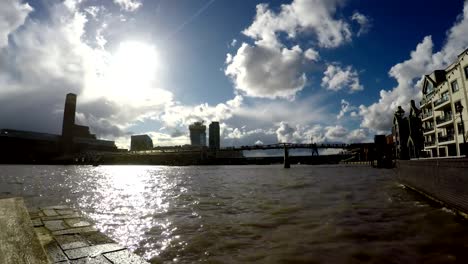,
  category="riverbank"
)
[397,158,468,217]
[0,197,148,263]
